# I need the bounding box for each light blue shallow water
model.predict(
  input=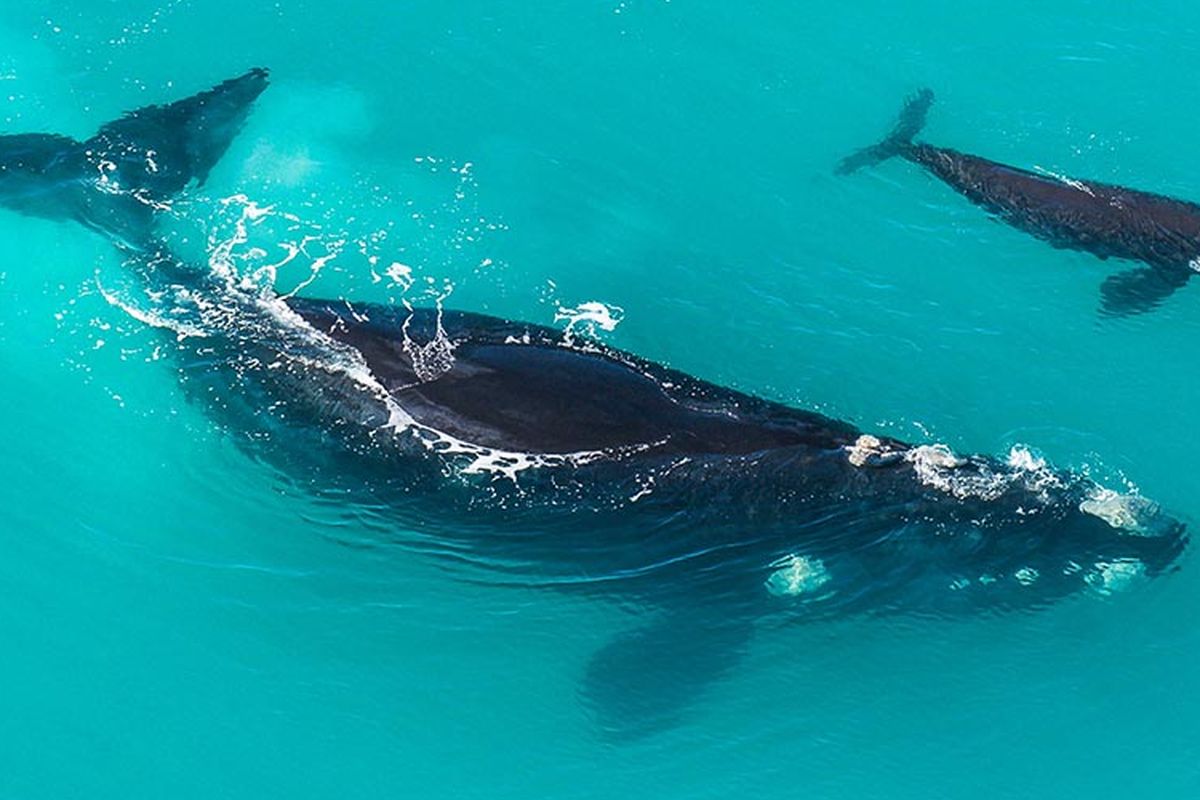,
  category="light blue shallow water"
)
[1,2,1199,797]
